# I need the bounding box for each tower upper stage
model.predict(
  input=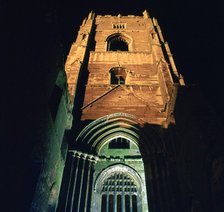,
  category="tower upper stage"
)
[65,11,184,127]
